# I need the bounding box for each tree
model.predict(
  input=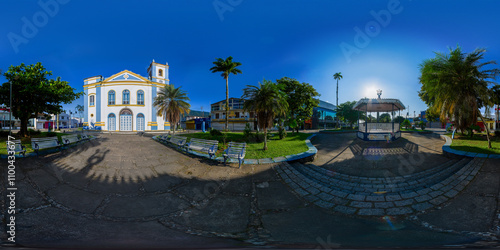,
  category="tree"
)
[394,116,405,124]
[242,80,288,150]
[0,63,82,137]
[401,119,411,130]
[419,46,499,148]
[379,113,391,123]
[337,101,358,127]
[76,104,84,119]
[333,72,343,128]
[425,108,439,122]
[153,84,191,134]
[276,77,319,133]
[210,56,242,131]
